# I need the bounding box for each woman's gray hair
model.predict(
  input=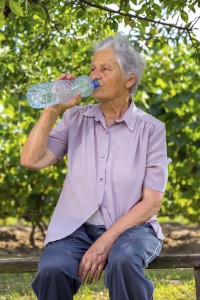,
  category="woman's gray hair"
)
[93,32,146,95]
